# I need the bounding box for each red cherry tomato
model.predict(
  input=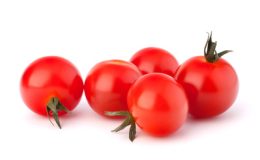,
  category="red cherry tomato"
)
[20,56,83,128]
[84,60,142,117]
[130,47,179,77]
[107,73,188,141]
[175,34,239,118]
